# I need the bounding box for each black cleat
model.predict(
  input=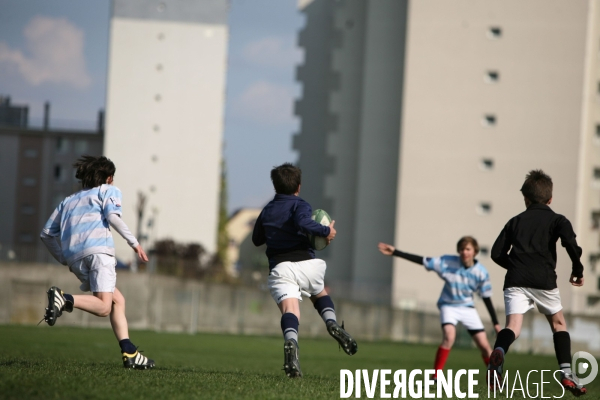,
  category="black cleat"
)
[283,339,302,378]
[327,320,357,355]
[561,372,587,397]
[41,286,72,326]
[122,350,155,370]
